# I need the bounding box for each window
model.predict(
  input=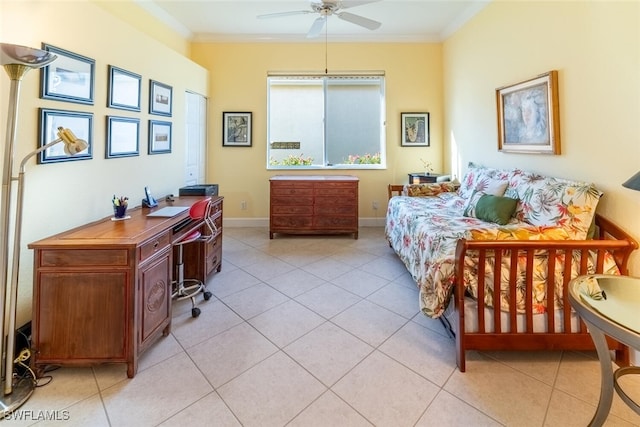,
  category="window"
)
[267,74,386,169]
